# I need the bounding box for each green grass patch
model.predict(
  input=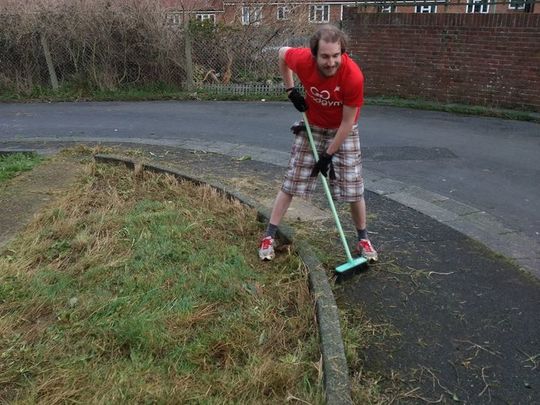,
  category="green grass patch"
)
[0,153,43,183]
[0,162,322,403]
[0,83,285,103]
[0,83,191,103]
[366,96,540,123]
